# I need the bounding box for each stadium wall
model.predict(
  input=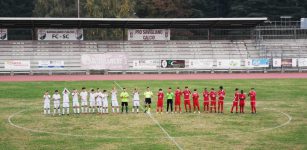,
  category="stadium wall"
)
[1,39,307,75]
